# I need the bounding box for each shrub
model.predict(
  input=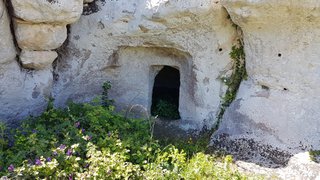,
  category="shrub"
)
[0,83,248,179]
